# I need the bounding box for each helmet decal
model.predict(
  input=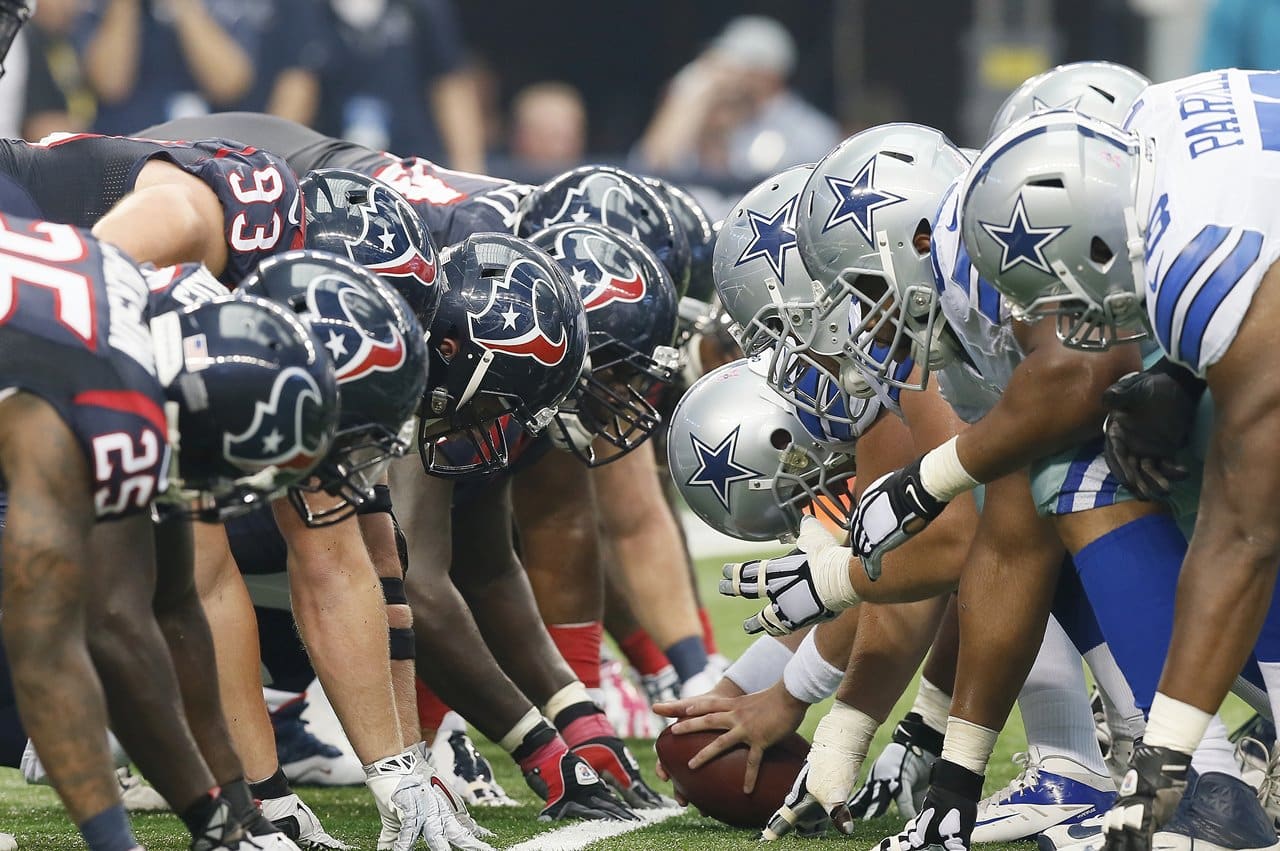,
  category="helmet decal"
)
[684,425,764,511]
[735,193,799,280]
[978,194,1068,275]
[541,171,642,236]
[467,257,569,366]
[552,225,646,312]
[822,154,908,241]
[307,275,409,383]
[224,365,327,470]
